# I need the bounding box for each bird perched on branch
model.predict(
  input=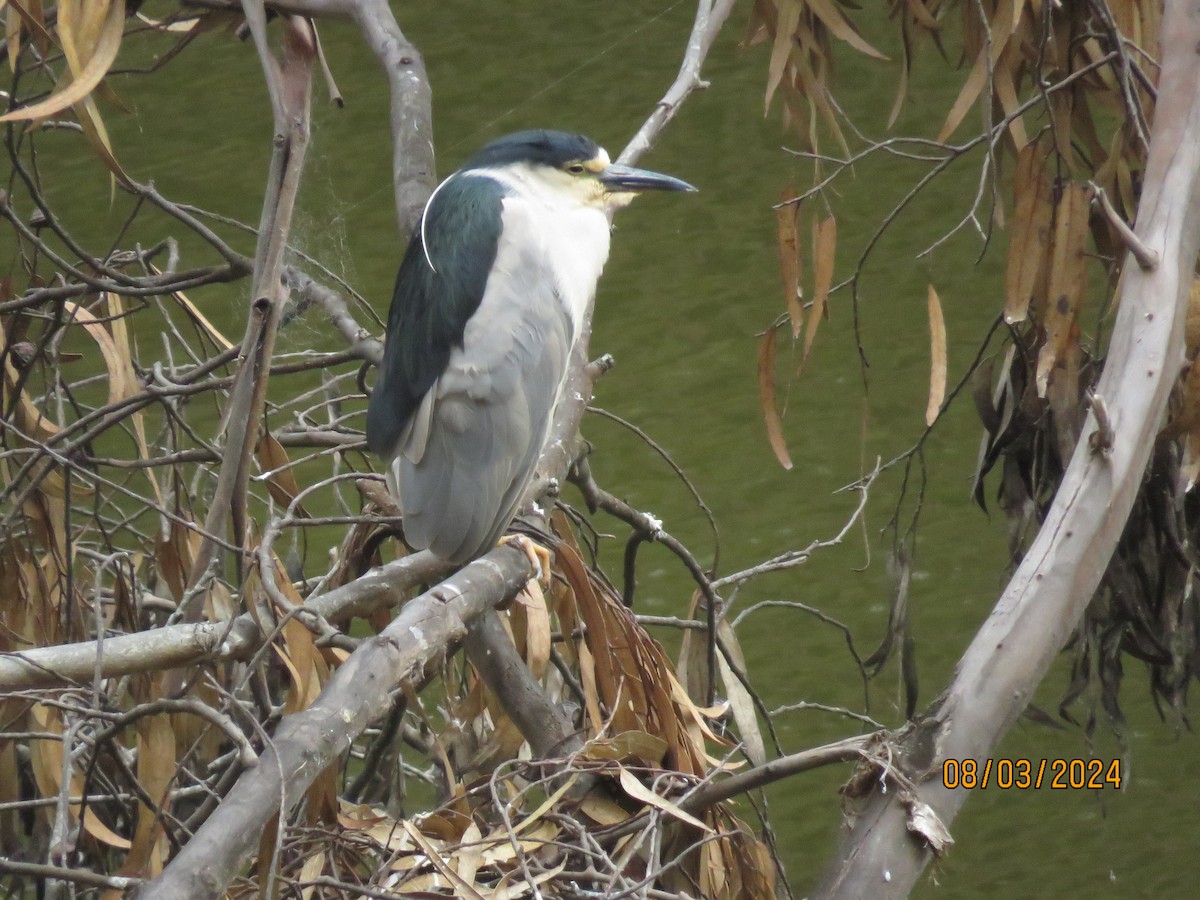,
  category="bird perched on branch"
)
[366,129,695,563]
